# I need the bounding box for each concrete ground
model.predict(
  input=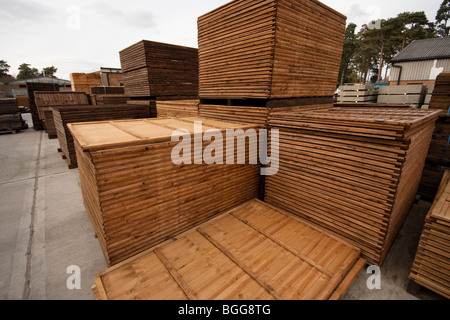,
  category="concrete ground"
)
[0,125,445,300]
